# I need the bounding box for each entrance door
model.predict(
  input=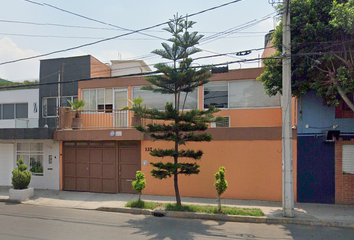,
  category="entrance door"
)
[119,142,141,193]
[114,89,128,128]
[0,144,14,186]
[297,136,335,203]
